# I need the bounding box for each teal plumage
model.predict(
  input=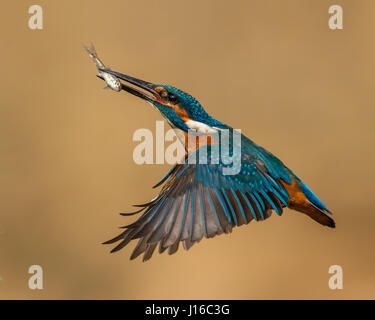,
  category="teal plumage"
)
[98,69,335,261]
